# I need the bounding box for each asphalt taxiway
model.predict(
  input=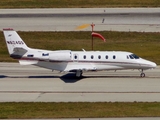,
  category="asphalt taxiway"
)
[1,8,160,32]
[0,63,160,102]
